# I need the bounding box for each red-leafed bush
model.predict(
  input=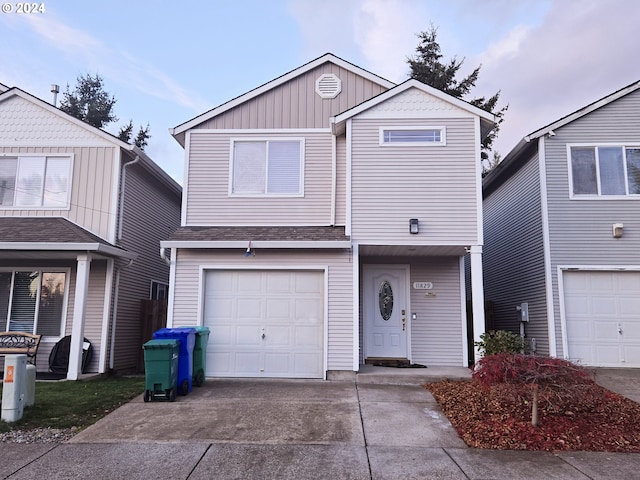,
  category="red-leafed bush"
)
[472,354,595,425]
